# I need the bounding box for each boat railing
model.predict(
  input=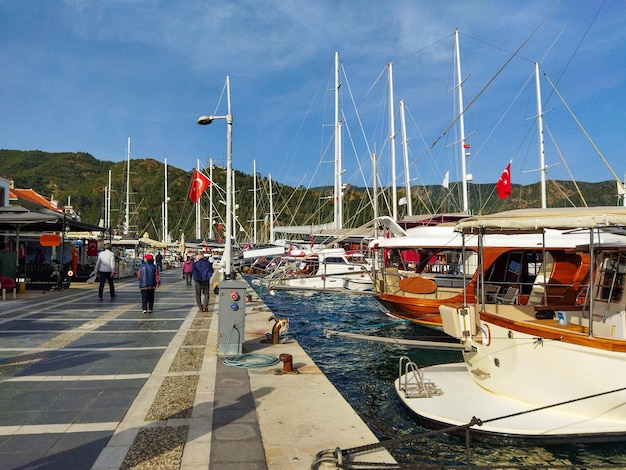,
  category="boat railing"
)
[397,356,442,399]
